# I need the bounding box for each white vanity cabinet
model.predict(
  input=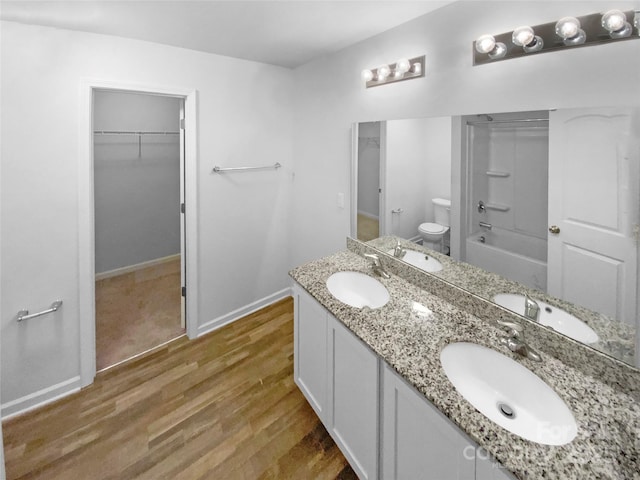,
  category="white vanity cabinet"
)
[381,363,475,479]
[293,284,514,480]
[293,284,329,419]
[382,364,516,480]
[293,285,379,480]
